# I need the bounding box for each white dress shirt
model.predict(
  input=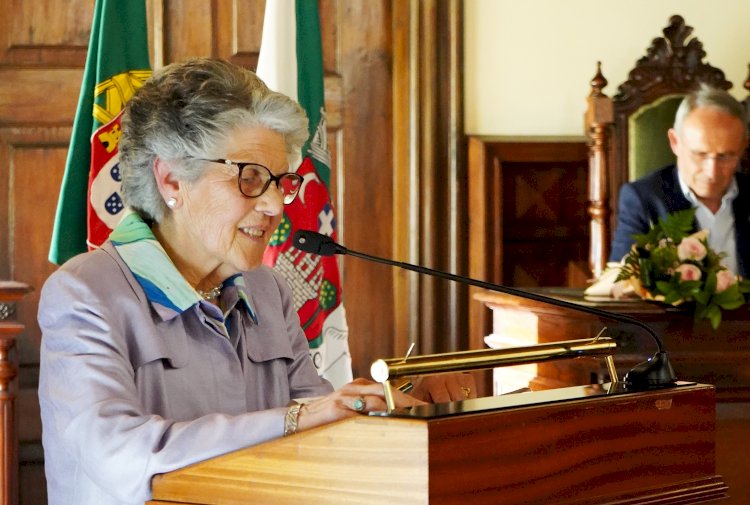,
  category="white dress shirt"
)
[678,174,739,275]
